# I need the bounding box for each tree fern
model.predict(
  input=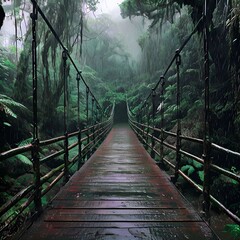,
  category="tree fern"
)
[0,94,27,118]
